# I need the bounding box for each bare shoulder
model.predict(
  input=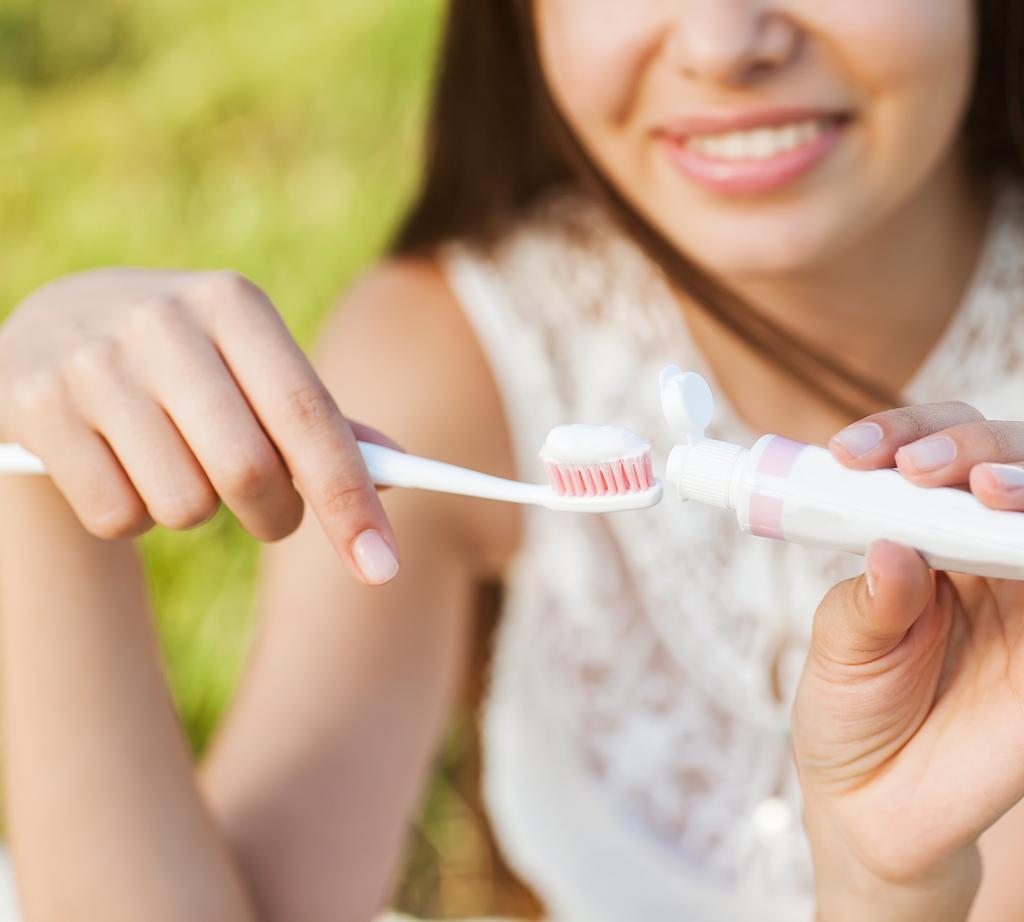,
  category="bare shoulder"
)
[313,256,521,576]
